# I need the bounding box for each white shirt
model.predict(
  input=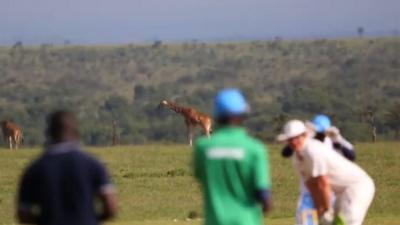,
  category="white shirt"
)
[299,136,336,194]
[293,138,371,193]
[322,136,333,148]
